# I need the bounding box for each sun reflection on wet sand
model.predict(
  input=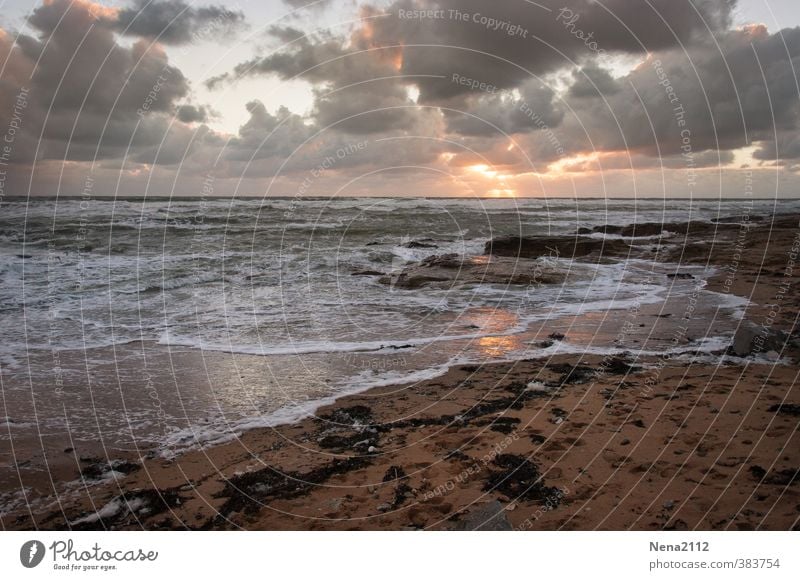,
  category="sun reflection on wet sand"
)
[464,308,527,358]
[476,334,525,357]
